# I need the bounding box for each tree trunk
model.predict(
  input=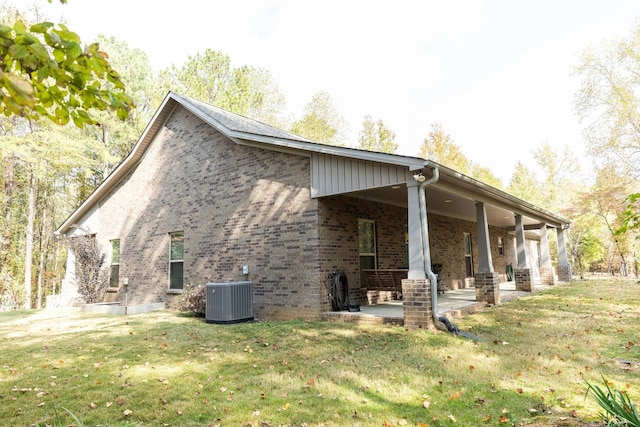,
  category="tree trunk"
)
[24,167,36,309]
[1,156,15,267]
[36,192,47,309]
